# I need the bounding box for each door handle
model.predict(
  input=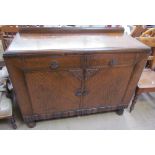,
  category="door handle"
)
[82,90,88,96]
[75,89,82,96]
[75,89,88,96]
